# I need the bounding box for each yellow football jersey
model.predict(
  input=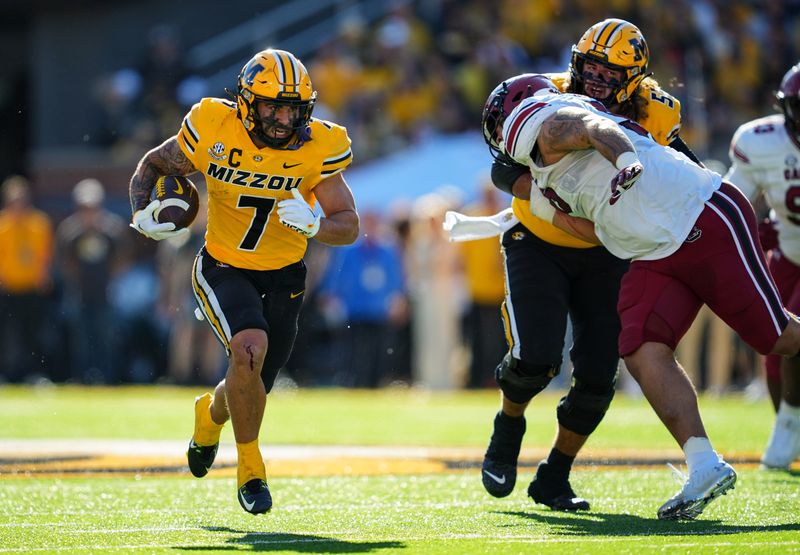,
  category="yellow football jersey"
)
[511,72,682,248]
[177,98,352,270]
